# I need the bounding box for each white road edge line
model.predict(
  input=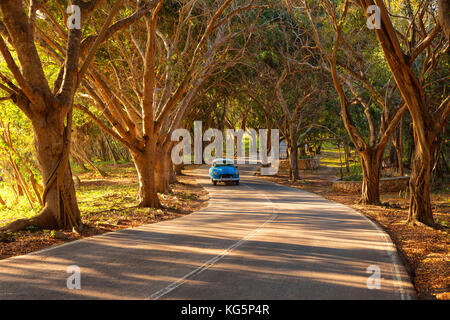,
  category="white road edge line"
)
[363,215,411,300]
[147,179,277,300]
[257,177,414,300]
[323,199,413,300]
